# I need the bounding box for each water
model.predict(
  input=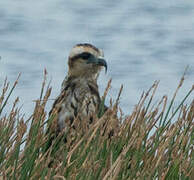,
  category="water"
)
[0,0,193,117]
